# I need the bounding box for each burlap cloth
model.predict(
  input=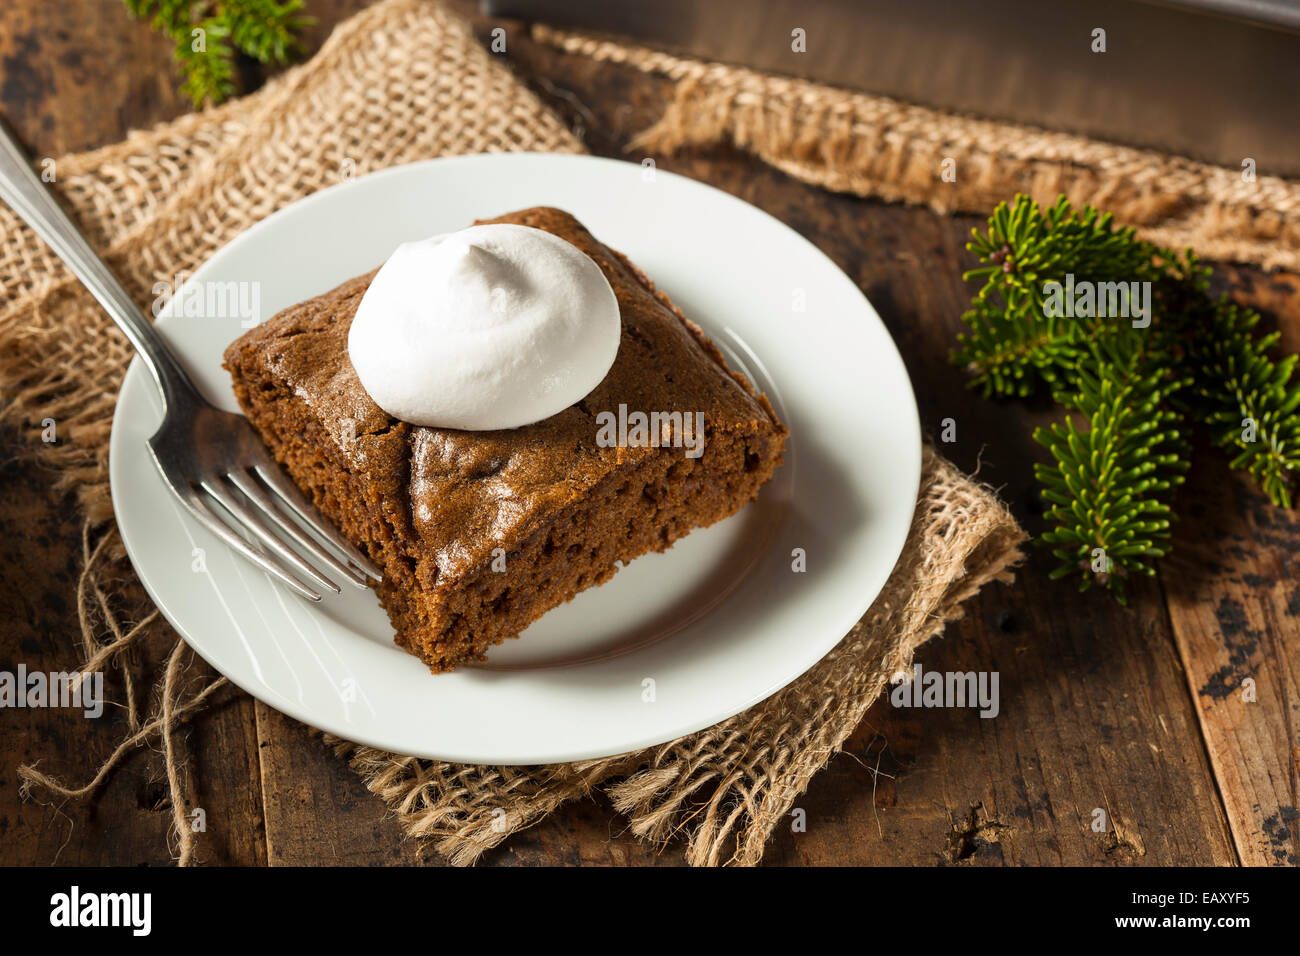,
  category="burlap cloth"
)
[4,0,1029,866]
